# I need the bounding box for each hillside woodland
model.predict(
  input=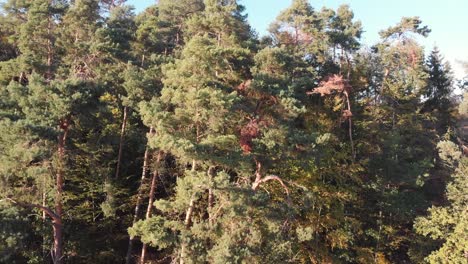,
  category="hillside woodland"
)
[0,0,467,263]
